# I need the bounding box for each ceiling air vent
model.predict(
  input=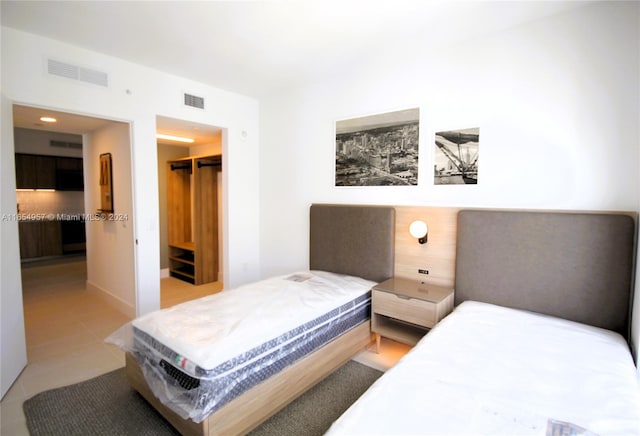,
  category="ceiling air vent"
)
[47,58,109,88]
[184,93,205,109]
[51,140,82,150]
